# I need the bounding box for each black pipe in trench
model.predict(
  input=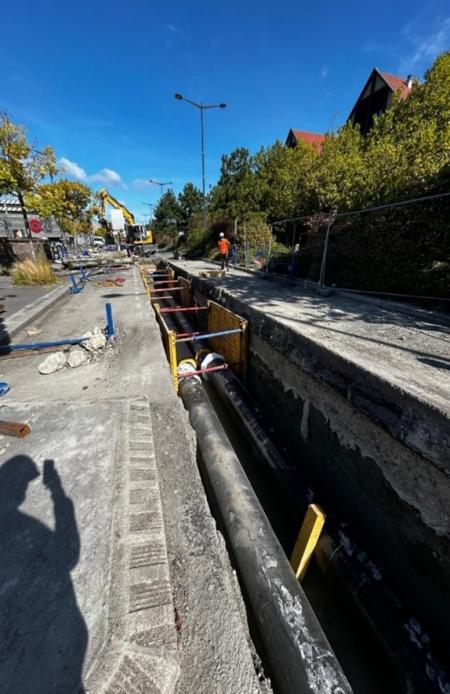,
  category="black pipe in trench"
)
[180,376,351,694]
[157,297,351,694]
